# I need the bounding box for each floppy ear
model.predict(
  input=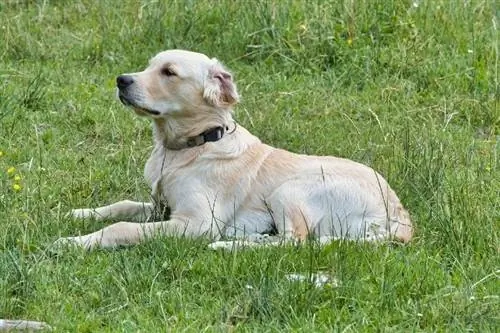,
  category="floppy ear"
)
[203,60,239,107]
